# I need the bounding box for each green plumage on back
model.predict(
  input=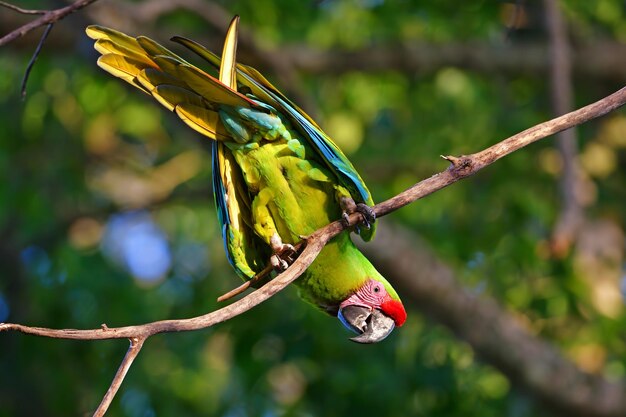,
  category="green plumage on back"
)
[86,18,406,343]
